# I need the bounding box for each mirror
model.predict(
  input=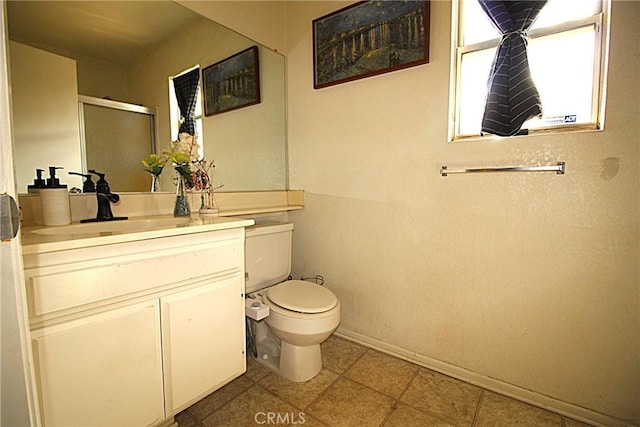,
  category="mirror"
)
[7,0,286,193]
